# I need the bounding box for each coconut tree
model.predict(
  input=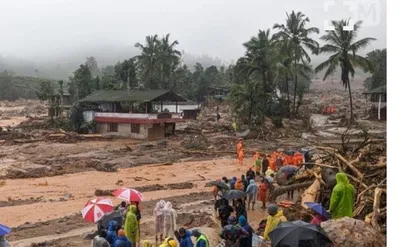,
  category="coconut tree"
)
[315,20,375,121]
[241,29,282,94]
[159,34,181,89]
[135,35,161,88]
[273,11,319,114]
